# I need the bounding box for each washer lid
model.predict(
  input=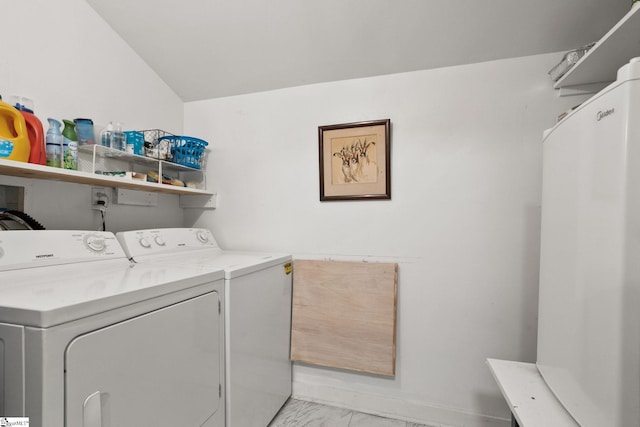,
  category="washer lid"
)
[203,251,292,279]
[127,249,291,279]
[0,259,225,328]
[116,228,291,278]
